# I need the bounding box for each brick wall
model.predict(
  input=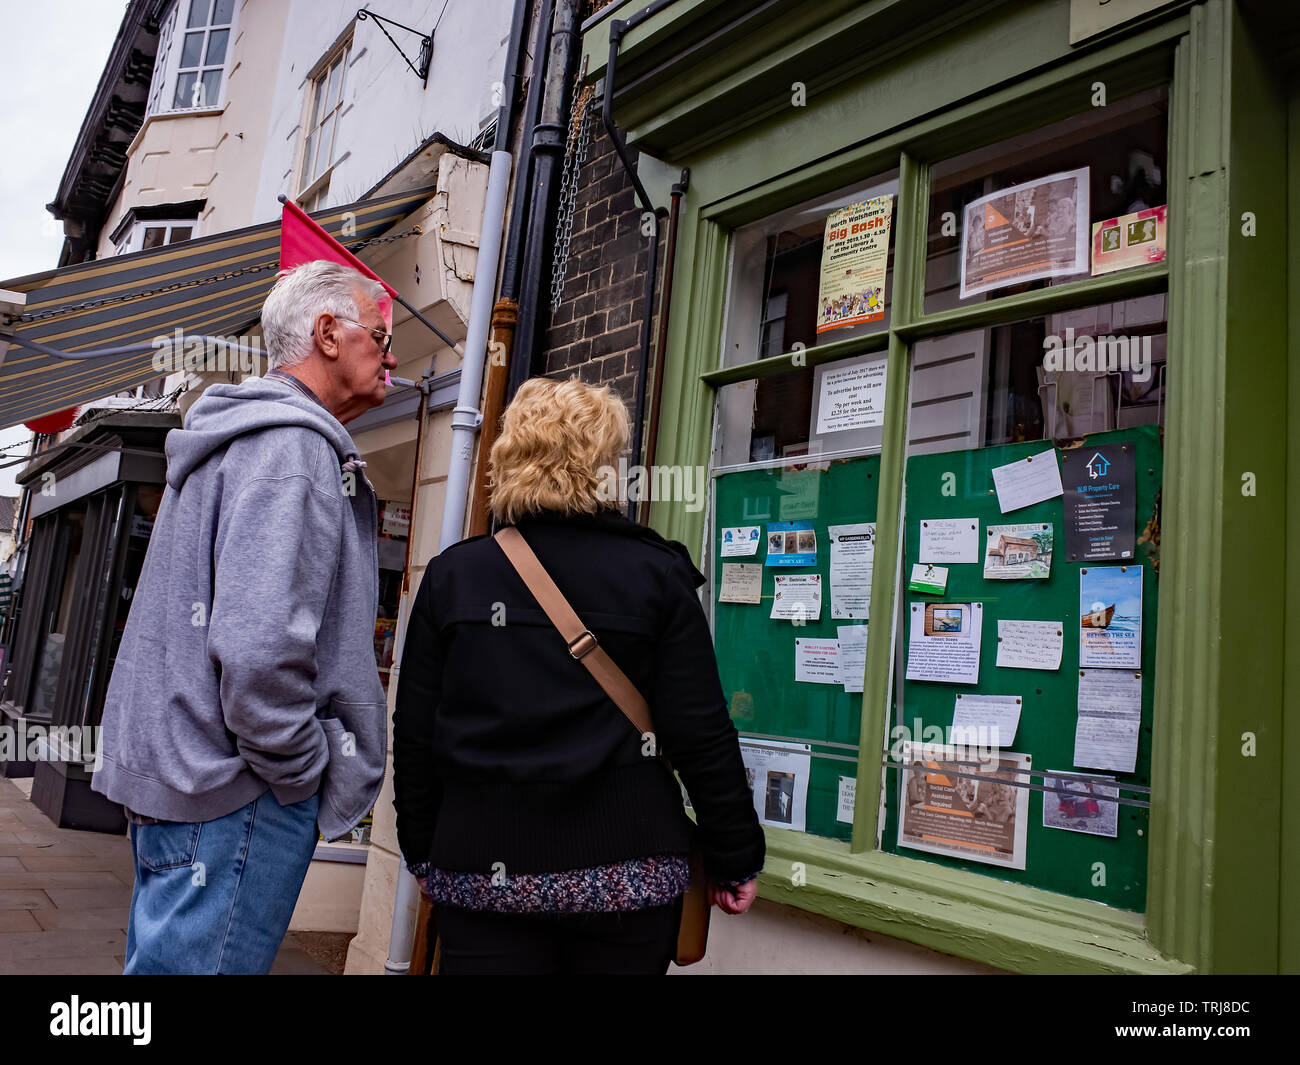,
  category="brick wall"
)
[541,112,664,417]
